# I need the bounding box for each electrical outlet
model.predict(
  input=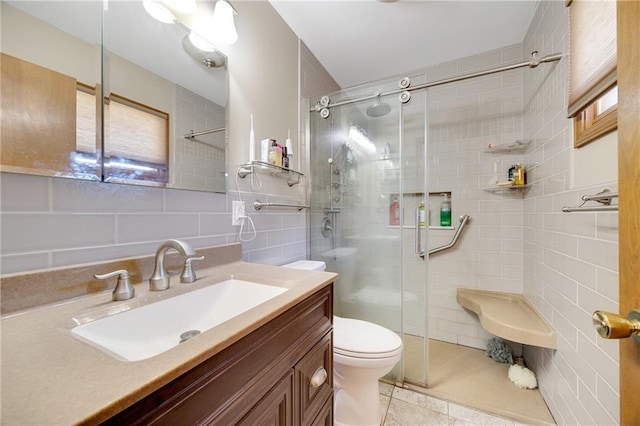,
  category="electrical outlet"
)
[232,201,245,225]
